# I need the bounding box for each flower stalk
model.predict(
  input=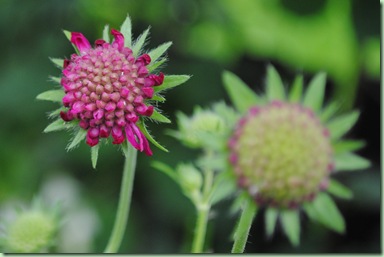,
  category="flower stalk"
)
[104,143,137,253]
